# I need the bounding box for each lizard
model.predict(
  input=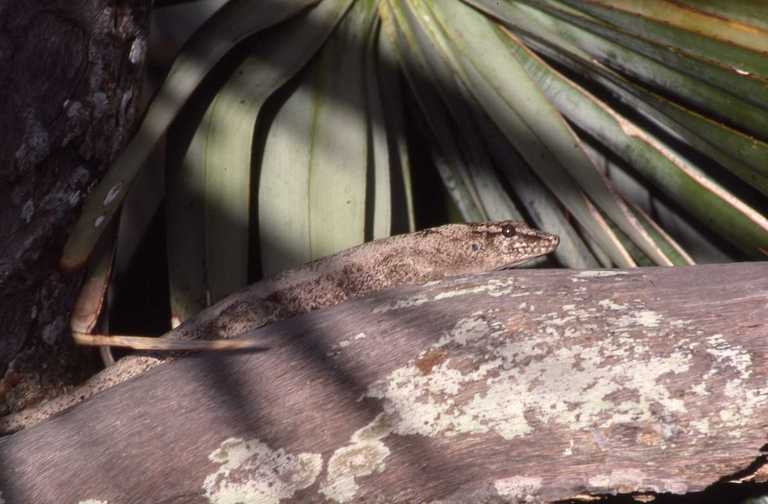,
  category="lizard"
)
[0,221,558,433]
